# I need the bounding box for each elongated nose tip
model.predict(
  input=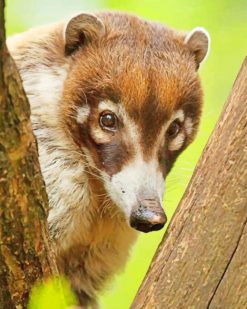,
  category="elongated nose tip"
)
[148,212,167,230]
[130,199,167,233]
